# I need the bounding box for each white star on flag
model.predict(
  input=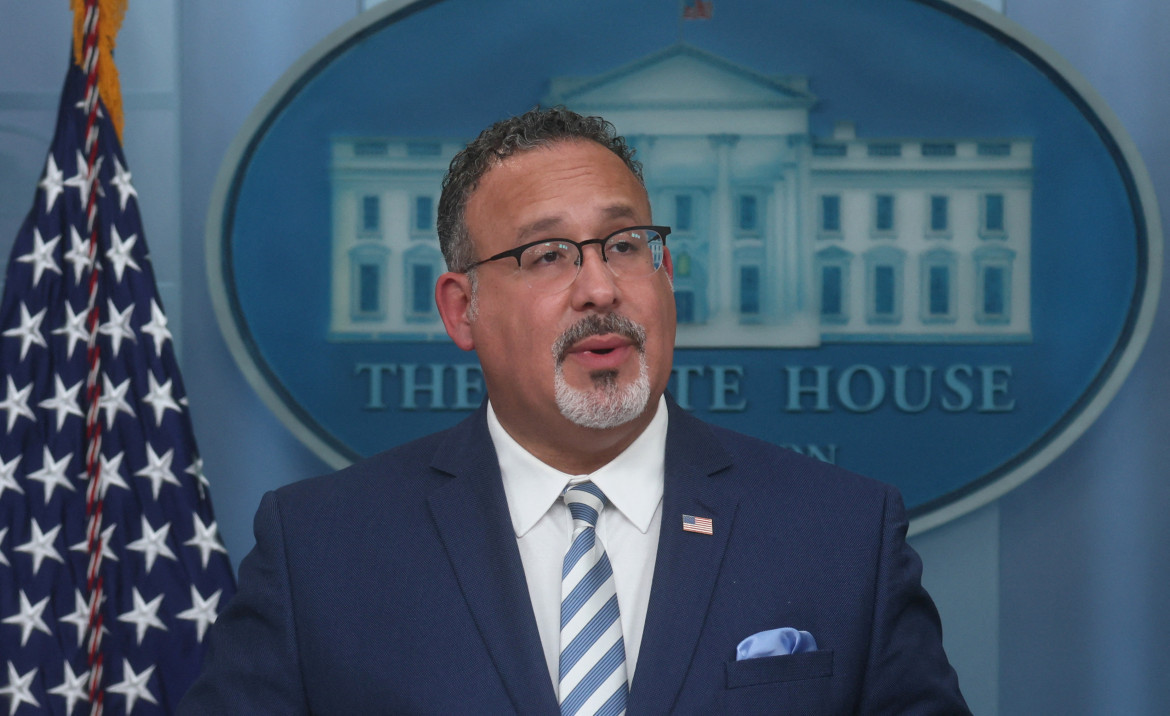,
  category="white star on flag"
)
[39,154,65,211]
[98,374,135,427]
[126,515,178,573]
[0,527,9,567]
[1,303,47,360]
[141,299,173,354]
[48,661,91,715]
[14,228,62,286]
[14,519,64,575]
[98,298,136,357]
[59,590,108,649]
[2,592,53,647]
[117,588,167,645]
[5,305,49,363]
[70,524,119,569]
[135,444,181,500]
[88,450,131,499]
[63,225,94,284]
[185,514,229,568]
[37,375,85,430]
[107,660,158,712]
[105,224,141,282]
[110,156,138,210]
[143,371,182,426]
[51,302,91,357]
[177,585,223,643]
[0,662,40,715]
[186,456,210,499]
[73,96,105,117]
[63,149,103,209]
[0,377,34,432]
[25,446,75,504]
[0,458,22,501]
